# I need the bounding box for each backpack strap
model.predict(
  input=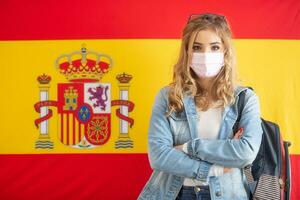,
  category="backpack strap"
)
[233,89,246,134]
[233,86,253,133]
[233,86,257,197]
